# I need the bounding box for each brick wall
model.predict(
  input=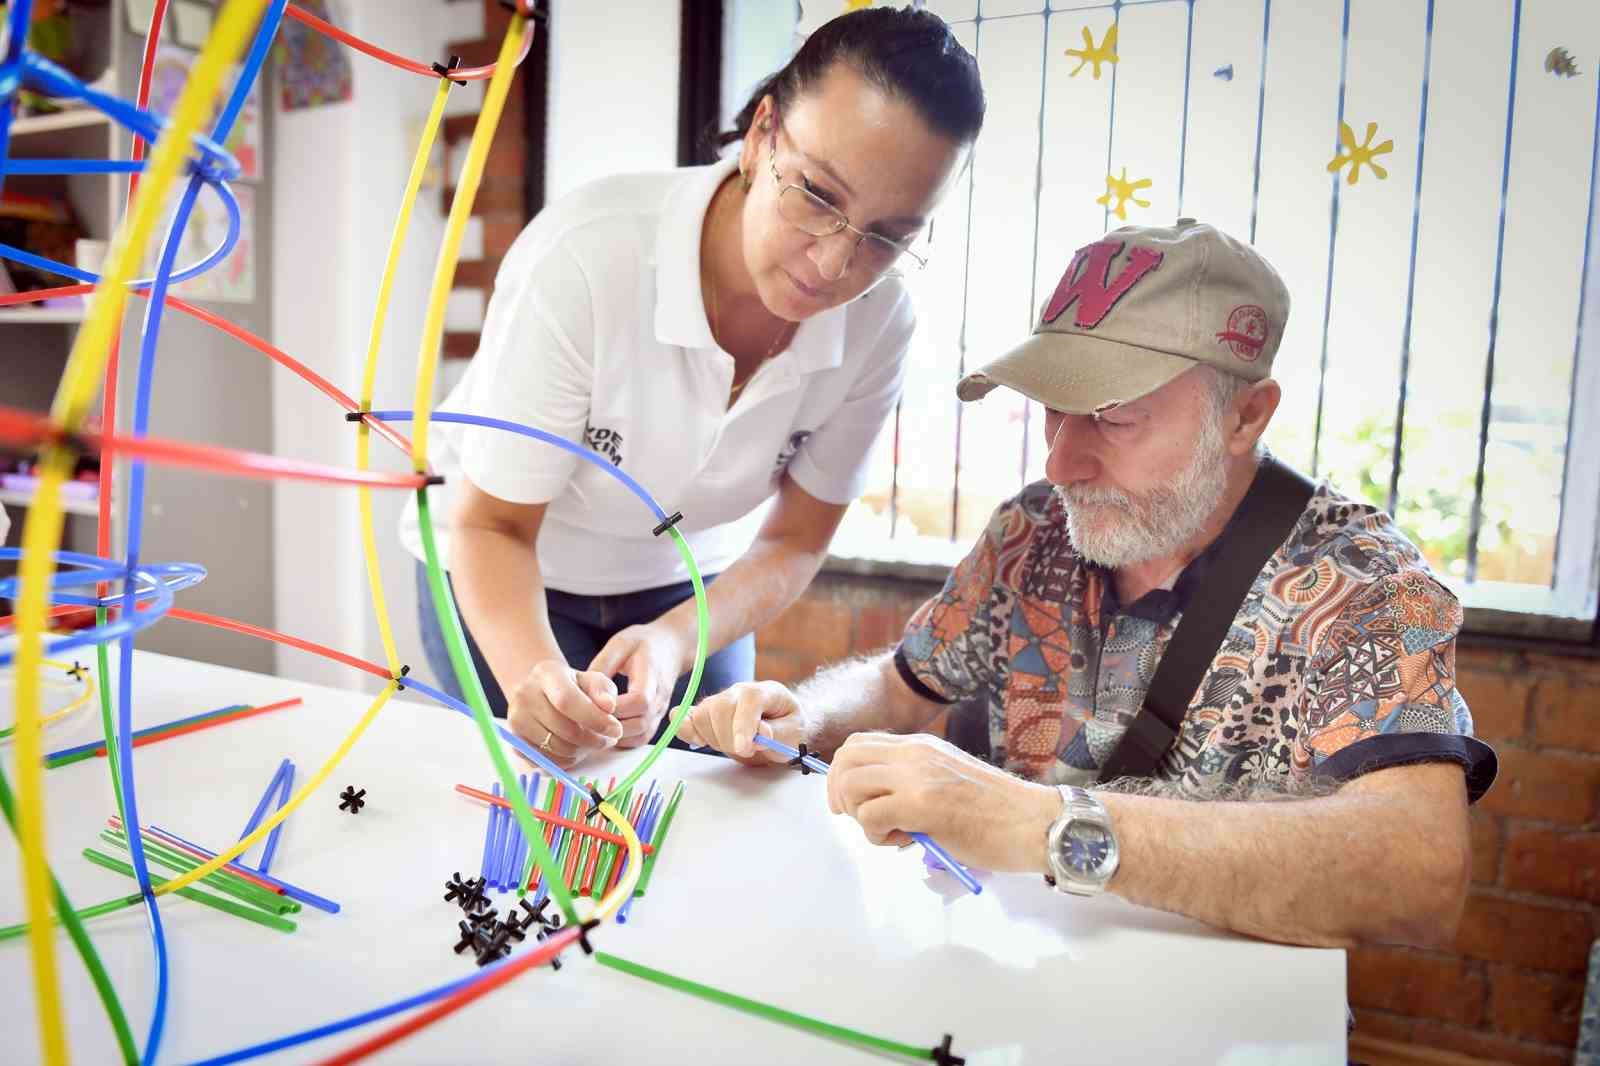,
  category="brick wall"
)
[441,0,536,361]
[756,574,1600,1064]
